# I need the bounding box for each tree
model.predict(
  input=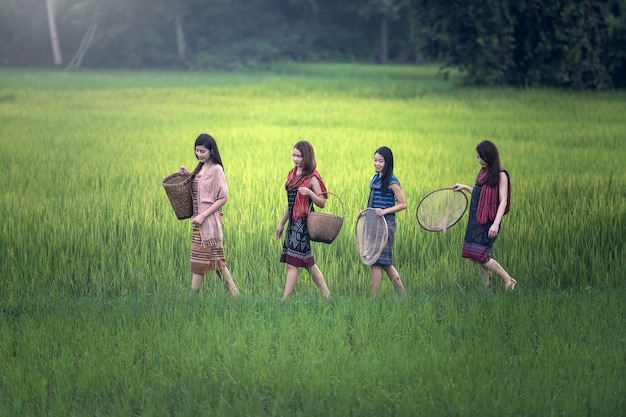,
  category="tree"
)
[358,0,408,64]
[46,0,63,65]
[65,21,97,70]
[175,0,187,65]
[409,0,625,89]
